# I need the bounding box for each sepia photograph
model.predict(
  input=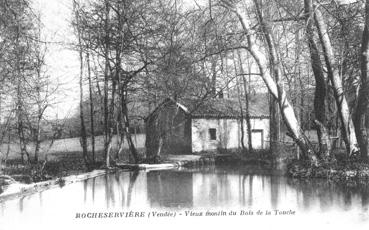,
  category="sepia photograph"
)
[0,0,369,229]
